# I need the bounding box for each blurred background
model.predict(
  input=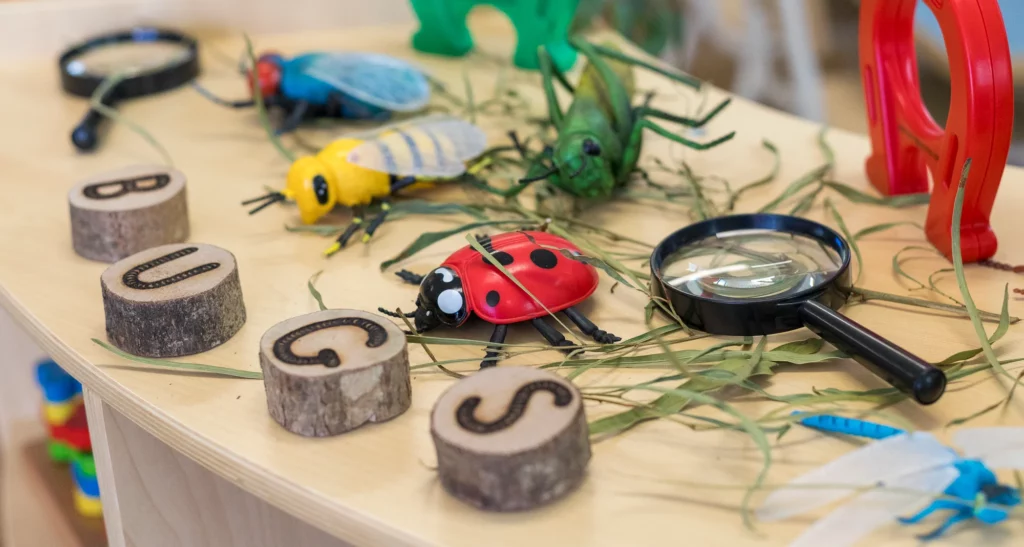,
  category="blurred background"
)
[573,0,1024,165]
[0,1,1021,545]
